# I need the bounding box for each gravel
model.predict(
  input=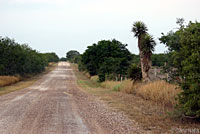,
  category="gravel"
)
[69,83,150,134]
